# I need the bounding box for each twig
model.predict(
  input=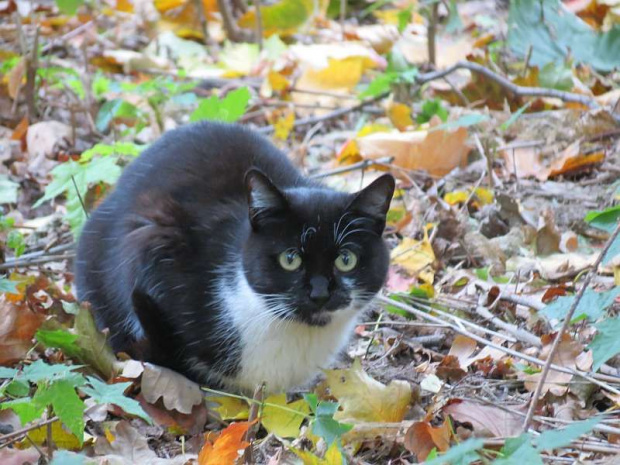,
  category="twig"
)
[474,305,541,348]
[415,61,618,121]
[25,27,40,120]
[193,0,210,44]
[257,91,389,135]
[0,253,75,270]
[217,0,253,42]
[254,0,263,50]
[427,1,439,67]
[522,222,620,432]
[309,156,393,179]
[71,175,89,220]
[340,0,346,39]
[0,417,59,444]
[41,20,94,54]
[376,296,620,395]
